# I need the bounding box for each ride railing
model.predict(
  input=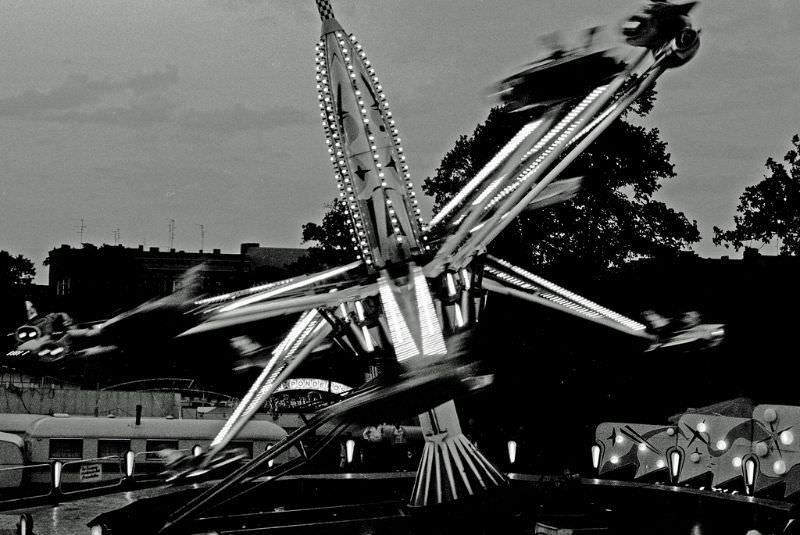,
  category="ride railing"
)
[0,448,195,511]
